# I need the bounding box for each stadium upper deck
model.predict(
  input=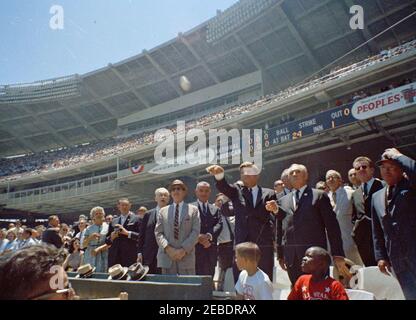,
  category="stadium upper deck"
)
[1,0,415,157]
